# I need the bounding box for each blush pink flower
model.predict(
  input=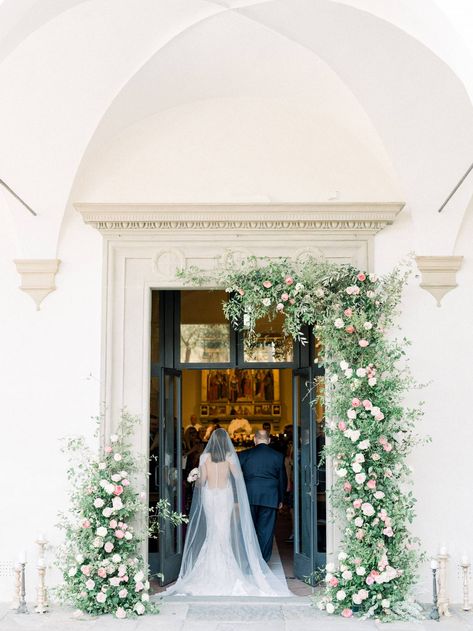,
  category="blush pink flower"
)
[97,567,107,578]
[105,446,113,453]
[343,481,352,492]
[285,276,294,285]
[281,292,289,302]
[345,325,355,334]
[375,412,385,421]
[104,542,114,553]
[383,443,393,452]
[356,529,365,540]
[122,479,130,486]
[367,479,376,490]
[329,577,339,587]
[81,565,91,576]
[344,308,352,317]
[383,527,394,537]
[115,529,125,539]
[109,519,118,529]
[359,339,369,348]
[82,519,91,529]
[338,421,347,431]
[378,436,387,445]
[289,298,295,304]
[362,399,372,410]
[113,485,124,496]
[366,575,375,585]
[351,398,361,408]
[357,273,366,282]
[263,280,272,288]
[341,609,353,618]
[353,499,362,509]
[237,288,245,296]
